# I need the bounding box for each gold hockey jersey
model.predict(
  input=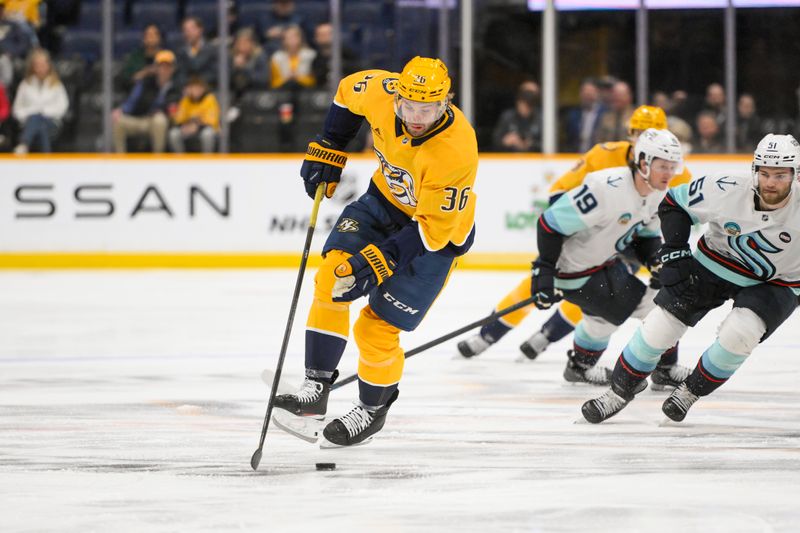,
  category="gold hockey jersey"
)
[549,141,692,195]
[334,70,479,252]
